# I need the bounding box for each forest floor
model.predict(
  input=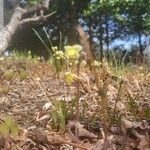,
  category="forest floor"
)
[0,58,150,150]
